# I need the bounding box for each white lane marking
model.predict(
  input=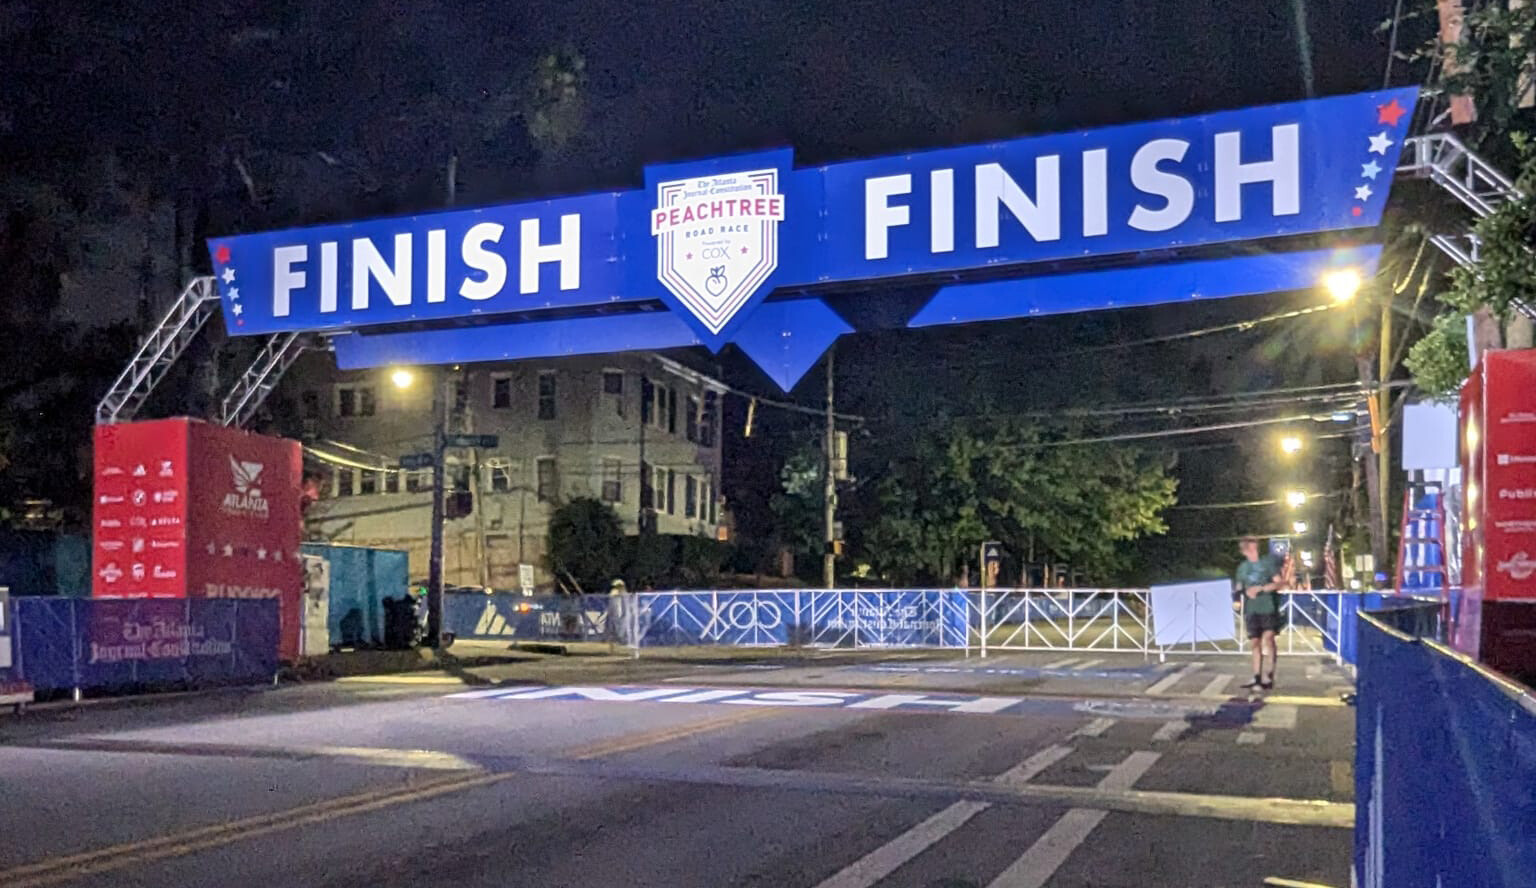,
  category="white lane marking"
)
[1237,731,1267,745]
[1199,675,1234,698]
[814,742,1077,888]
[1042,657,1080,669]
[1151,720,1188,743]
[1070,717,1115,738]
[995,744,1073,785]
[1252,704,1299,731]
[813,800,990,888]
[986,751,1161,887]
[1154,661,1180,673]
[1073,658,1105,670]
[1146,664,1198,695]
